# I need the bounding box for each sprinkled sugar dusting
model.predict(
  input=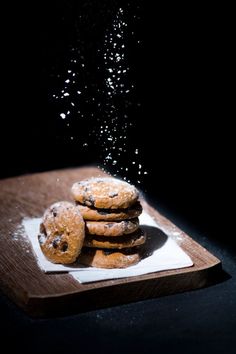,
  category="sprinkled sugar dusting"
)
[51,6,148,186]
[76,177,137,196]
[11,218,31,254]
